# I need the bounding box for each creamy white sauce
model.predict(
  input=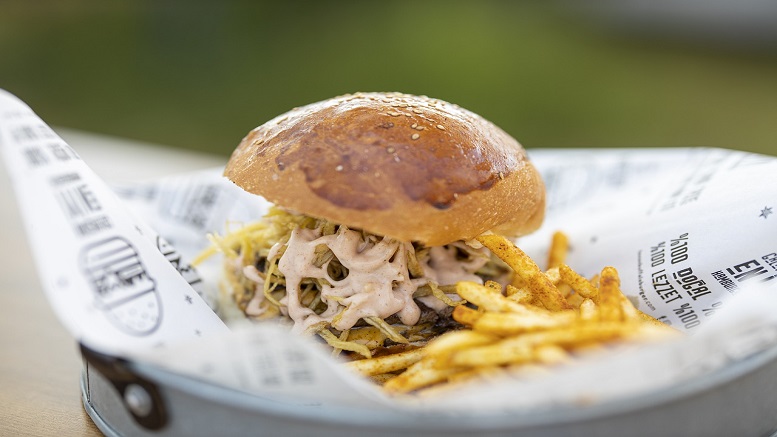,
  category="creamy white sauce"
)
[421,244,488,286]
[417,243,489,311]
[242,265,267,316]
[274,225,488,333]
